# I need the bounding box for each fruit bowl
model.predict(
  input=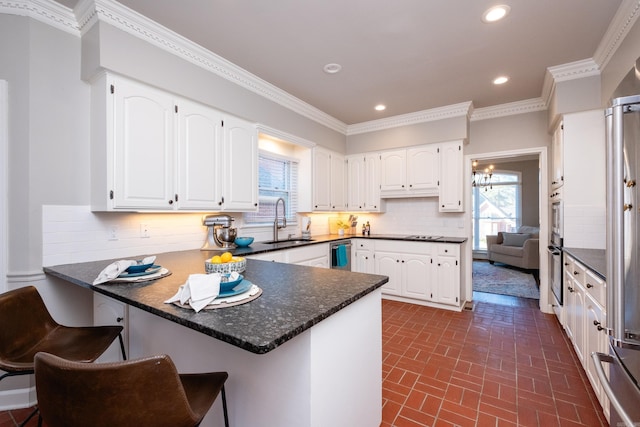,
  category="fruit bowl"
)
[234,237,254,247]
[205,257,246,274]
